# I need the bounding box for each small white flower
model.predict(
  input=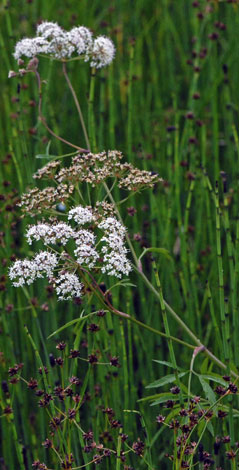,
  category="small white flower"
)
[33,251,58,277]
[9,251,58,287]
[13,37,49,60]
[98,217,131,277]
[54,272,83,300]
[68,26,93,55]
[26,222,75,246]
[98,217,126,237]
[36,21,65,40]
[74,229,99,268]
[101,252,131,278]
[90,36,115,68]
[101,233,126,252]
[47,36,75,59]
[9,259,39,287]
[74,245,99,268]
[26,223,51,245]
[13,22,116,65]
[68,206,94,225]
